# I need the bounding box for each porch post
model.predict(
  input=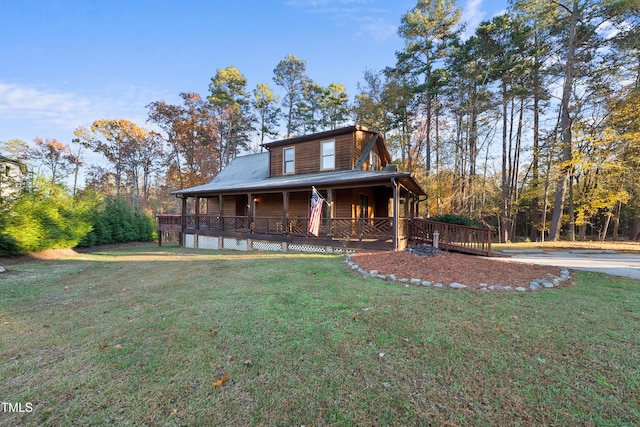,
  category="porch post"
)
[219,195,224,230]
[392,179,399,251]
[181,196,187,247]
[195,197,200,230]
[327,188,334,237]
[283,191,289,235]
[247,192,253,232]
